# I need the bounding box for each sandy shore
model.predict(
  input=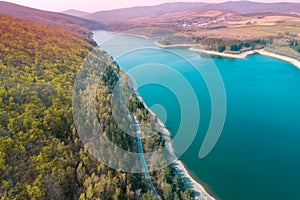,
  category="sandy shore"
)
[155,41,197,49]
[189,47,256,59]
[121,32,151,39]
[105,31,152,39]
[136,94,215,200]
[172,160,215,200]
[257,49,300,70]
[155,41,300,69]
[189,47,300,69]
[161,127,215,200]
